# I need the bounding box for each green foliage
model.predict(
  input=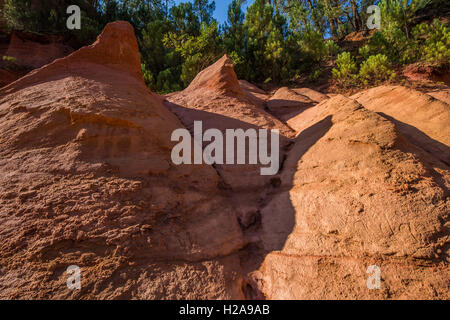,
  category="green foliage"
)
[358,44,370,59]
[309,68,322,82]
[141,63,155,88]
[2,55,17,63]
[3,0,448,94]
[238,0,300,83]
[227,50,245,73]
[412,19,450,67]
[4,0,101,42]
[165,21,222,86]
[332,52,358,87]
[139,18,174,90]
[3,0,32,31]
[281,0,327,35]
[169,2,201,36]
[360,18,449,69]
[325,40,340,58]
[222,0,247,77]
[378,0,430,36]
[264,11,291,82]
[2,55,21,71]
[359,54,396,85]
[244,0,277,82]
[145,0,218,92]
[298,27,330,63]
[223,0,245,53]
[333,52,396,87]
[76,12,102,44]
[359,26,418,64]
[156,68,182,94]
[193,0,216,26]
